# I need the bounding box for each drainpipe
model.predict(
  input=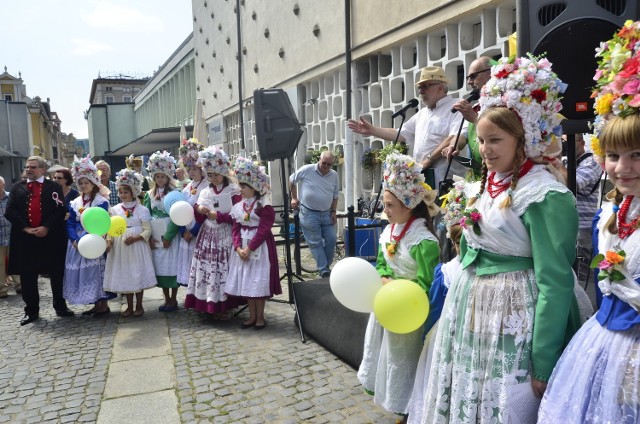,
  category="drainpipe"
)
[236,0,245,154]
[104,105,112,160]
